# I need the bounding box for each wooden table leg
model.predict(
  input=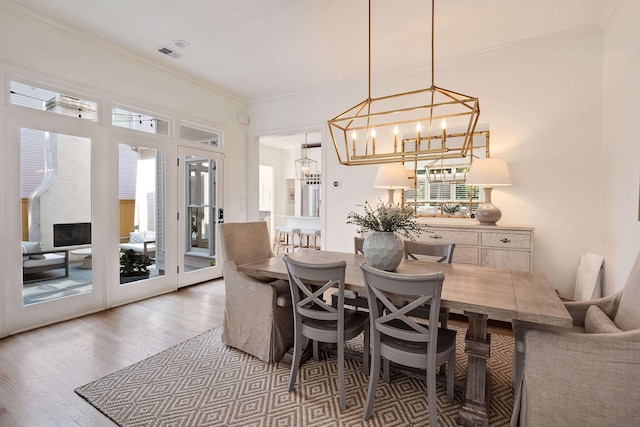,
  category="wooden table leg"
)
[457,312,491,427]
